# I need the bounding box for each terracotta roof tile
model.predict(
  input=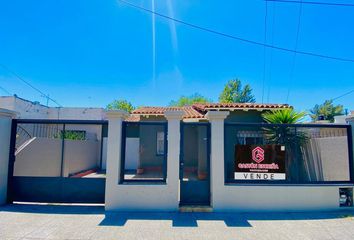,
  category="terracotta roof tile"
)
[131,103,290,120]
[192,103,290,111]
[132,106,205,119]
[125,114,141,122]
